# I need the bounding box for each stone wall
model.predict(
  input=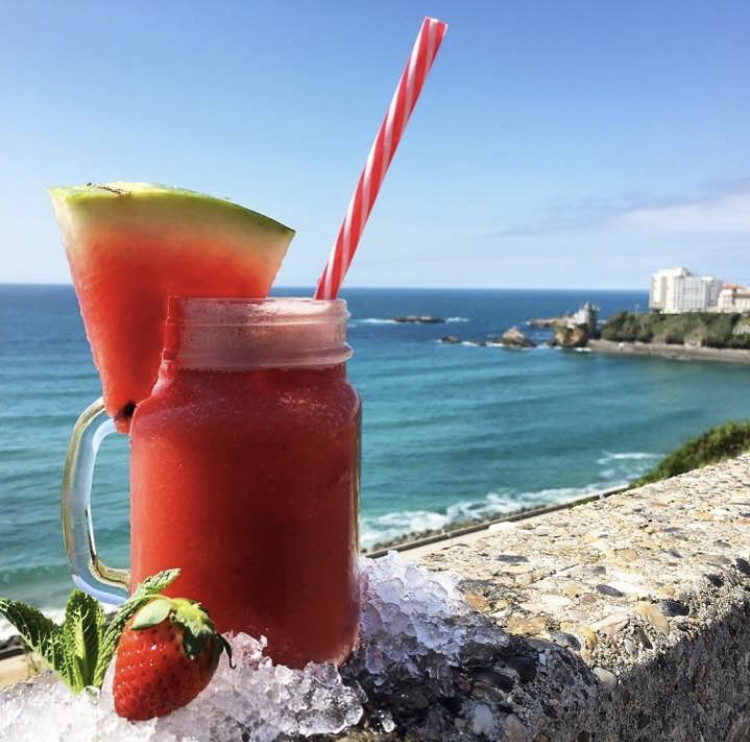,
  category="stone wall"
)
[334,455,750,741]
[588,339,750,365]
